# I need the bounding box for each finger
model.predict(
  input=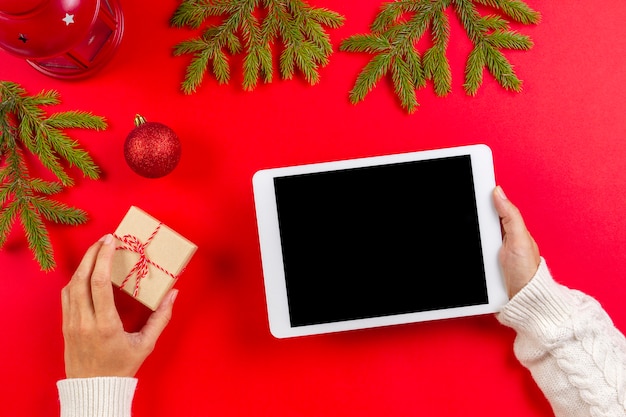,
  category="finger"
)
[60,285,71,333]
[90,234,119,319]
[67,238,106,314]
[138,289,178,351]
[493,186,529,240]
